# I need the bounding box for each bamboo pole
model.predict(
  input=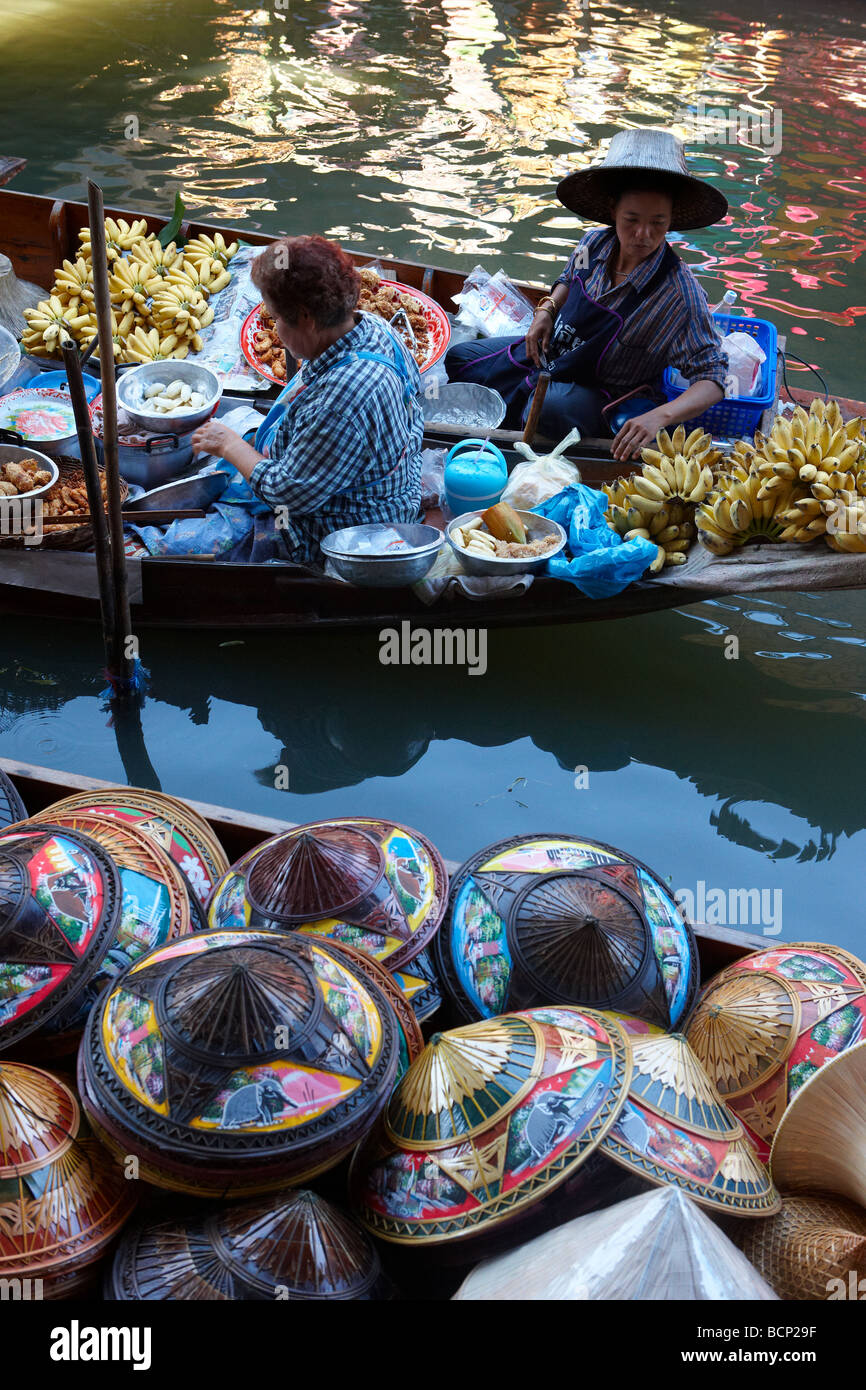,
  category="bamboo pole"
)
[522,369,551,445]
[60,340,116,673]
[87,180,134,687]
